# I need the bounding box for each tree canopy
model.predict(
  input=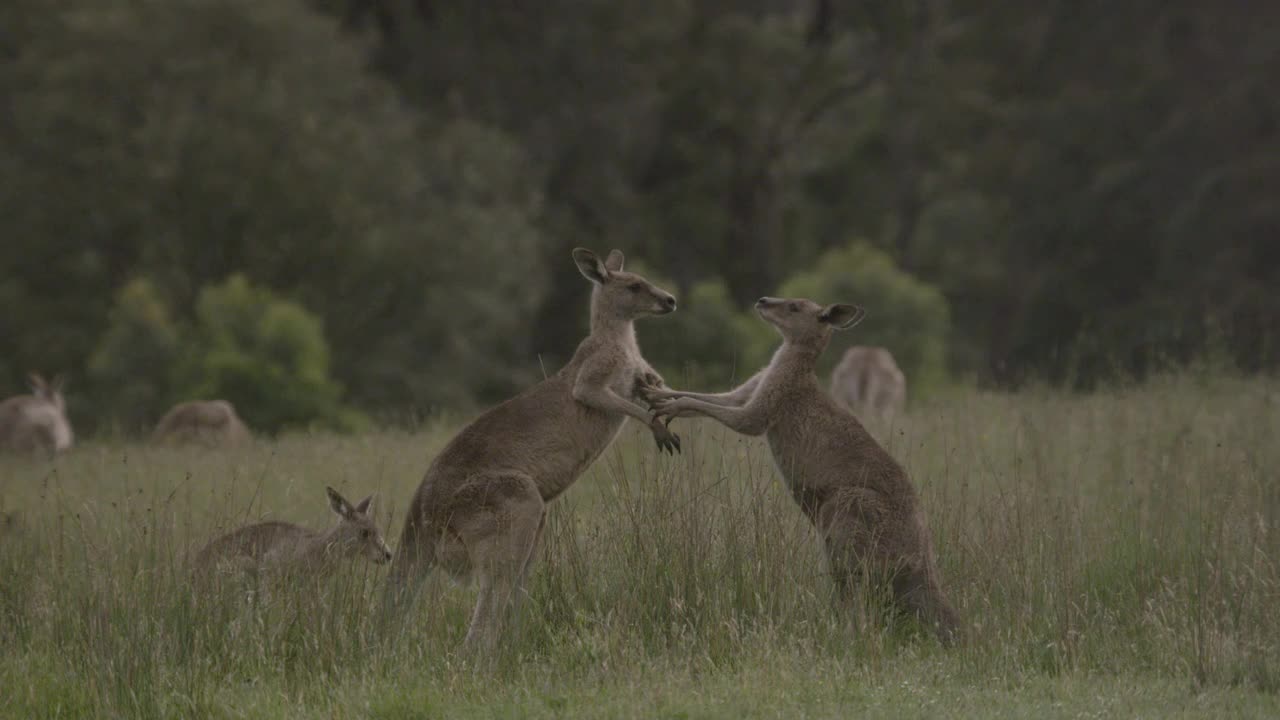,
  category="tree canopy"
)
[3,0,1276,429]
